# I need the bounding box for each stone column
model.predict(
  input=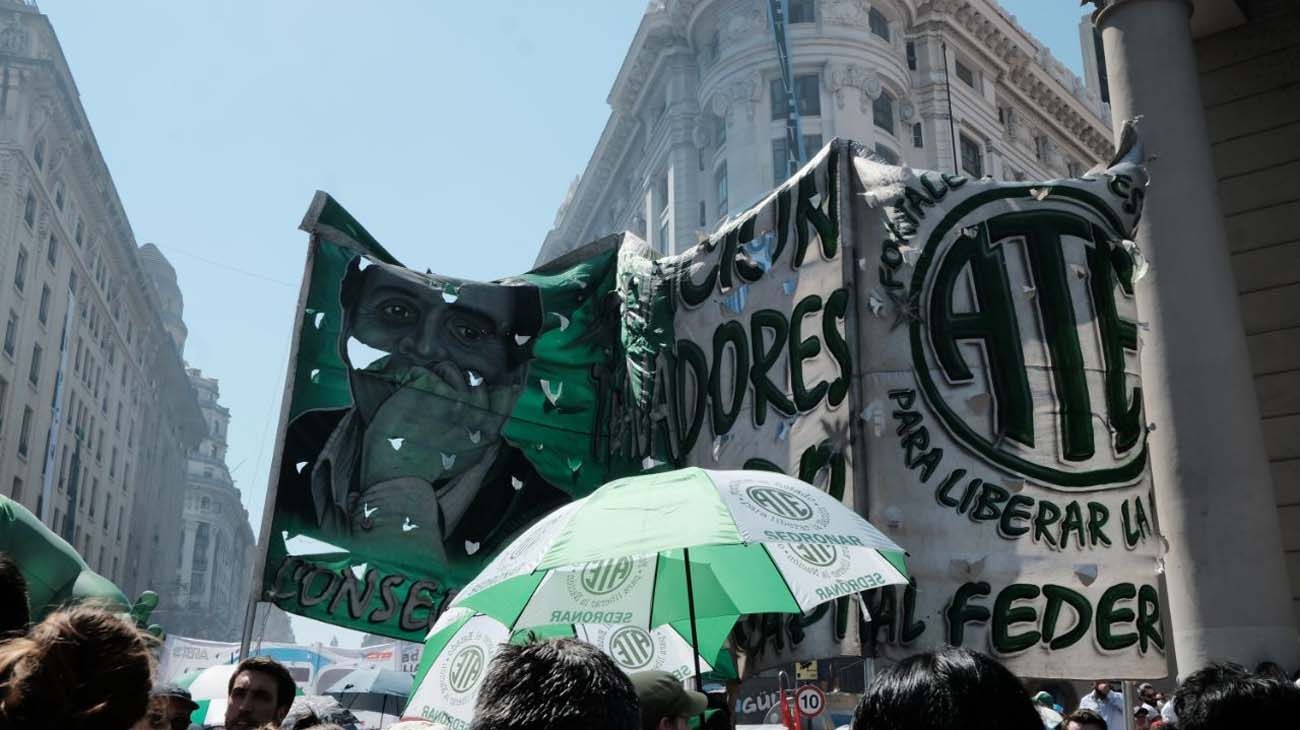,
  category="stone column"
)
[1093,0,1300,674]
